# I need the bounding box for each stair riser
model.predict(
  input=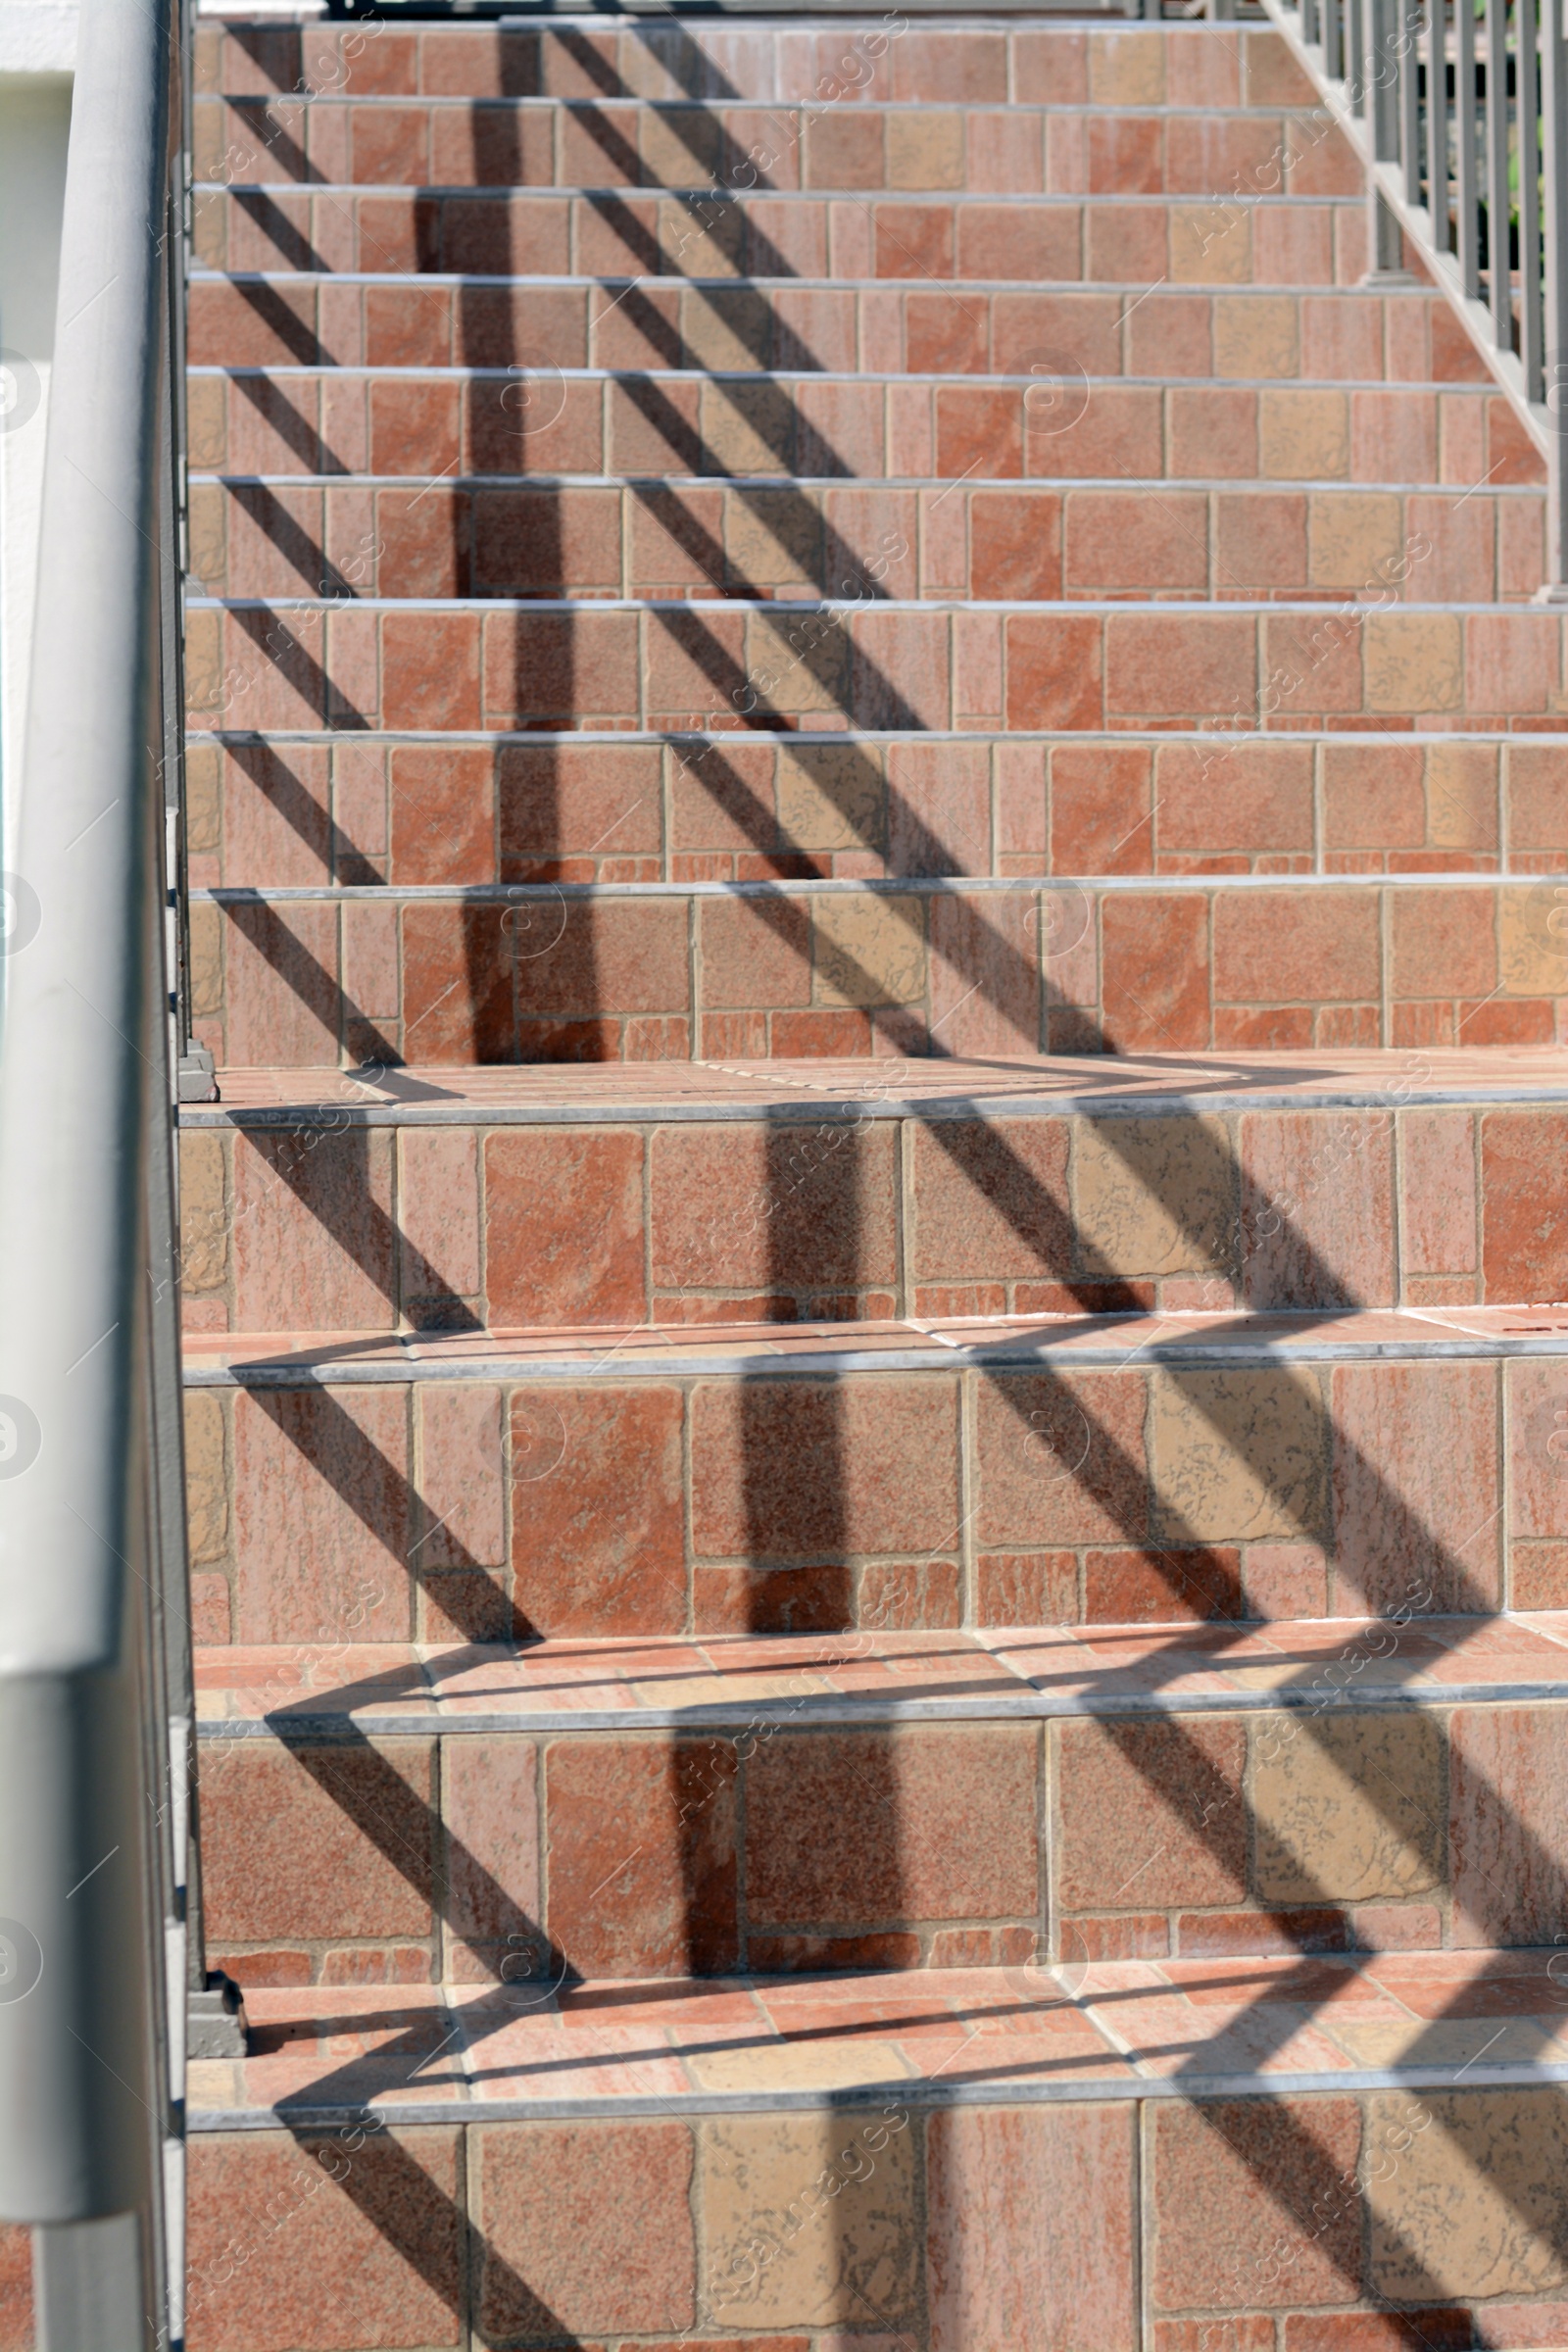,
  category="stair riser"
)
[191,479,1546,606]
[196,20,1318,111]
[183,1349,1563,1643]
[187,879,1568,1069]
[196,1695,1568,1985]
[180,1099,1568,1336]
[194,92,1357,200]
[186,600,1568,743]
[195,186,1370,290]
[186,277,1486,382]
[189,369,1544,492]
[187,733,1553,889]
[182,2097,1568,2352]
